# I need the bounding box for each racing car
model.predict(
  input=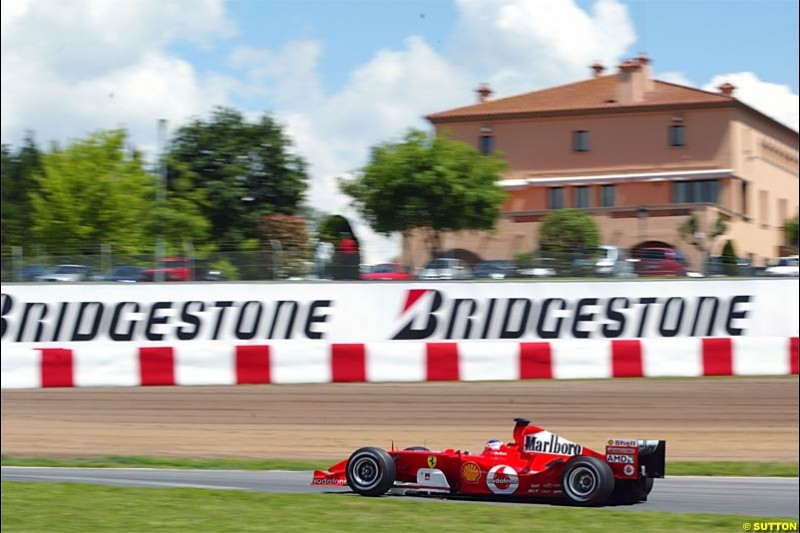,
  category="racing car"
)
[312,417,665,506]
